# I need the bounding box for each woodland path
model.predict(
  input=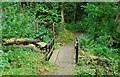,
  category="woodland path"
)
[47,32,80,75]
